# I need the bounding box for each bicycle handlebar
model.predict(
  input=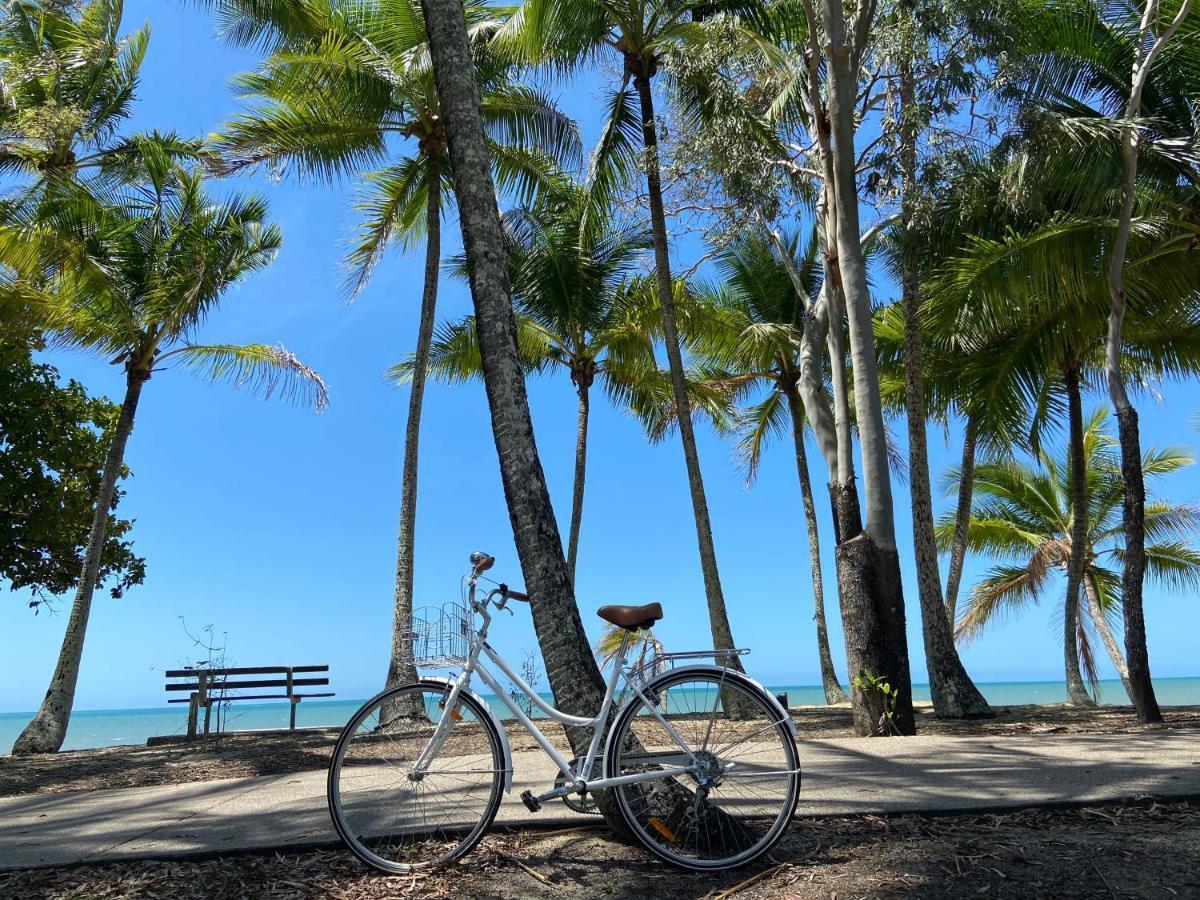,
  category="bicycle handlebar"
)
[467,552,530,605]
